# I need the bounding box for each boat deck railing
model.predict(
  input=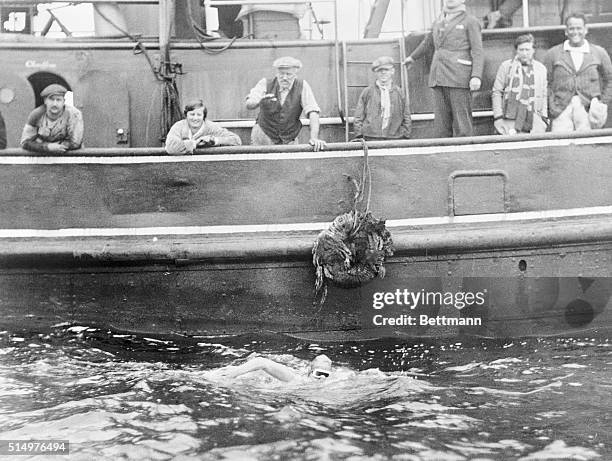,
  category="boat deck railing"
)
[2,128,612,157]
